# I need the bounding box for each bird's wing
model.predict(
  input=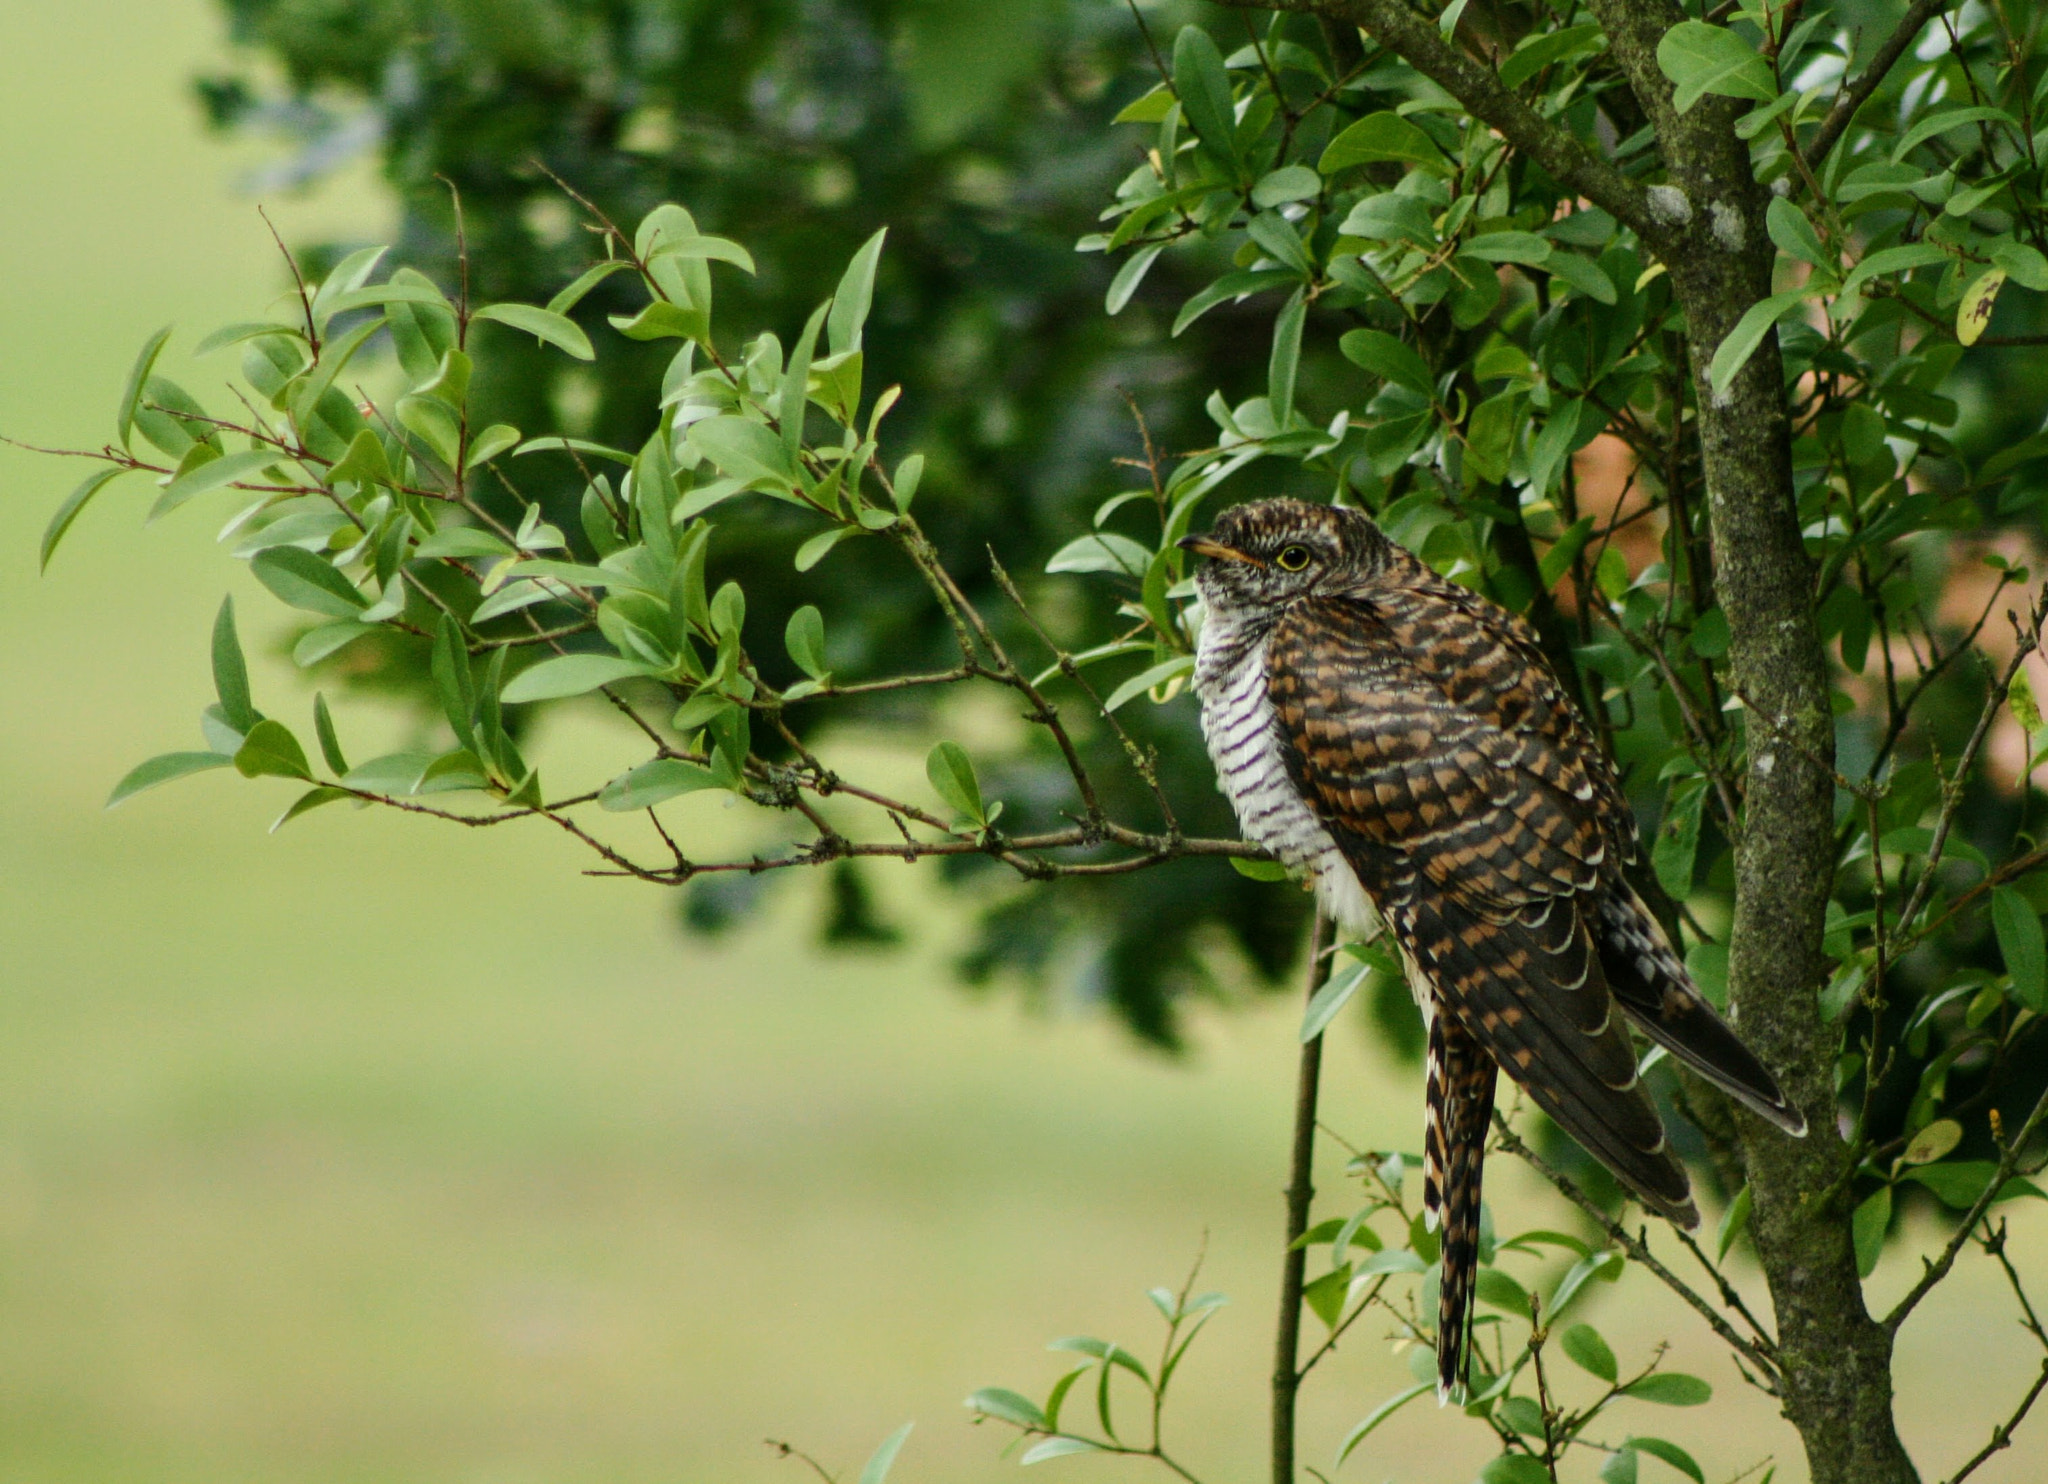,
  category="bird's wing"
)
[1385,577,1805,1133]
[1269,594,1697,1225]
